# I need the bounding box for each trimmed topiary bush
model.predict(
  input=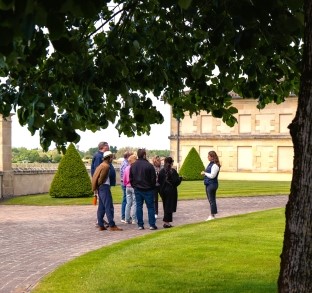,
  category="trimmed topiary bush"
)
[179,147,205,181]
[50,143,93,198]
